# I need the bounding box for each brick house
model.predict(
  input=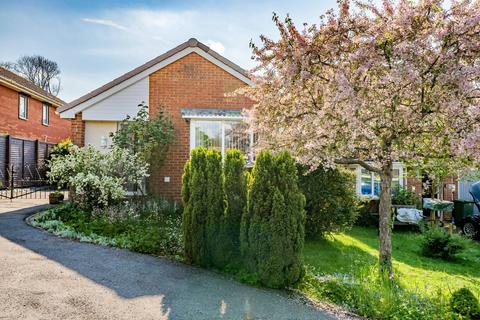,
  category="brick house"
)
[0,67,70,143]
[58,38,458,202]
[59,38,254,200]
